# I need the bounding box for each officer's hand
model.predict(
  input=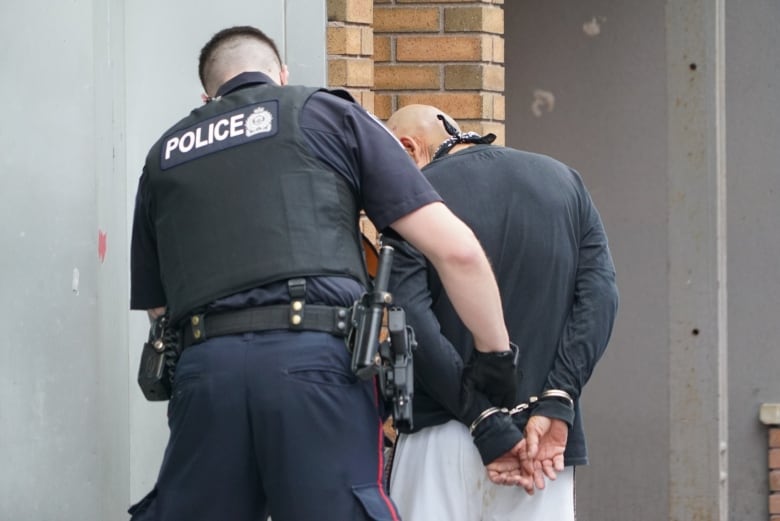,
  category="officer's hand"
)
[462,343,519,410]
